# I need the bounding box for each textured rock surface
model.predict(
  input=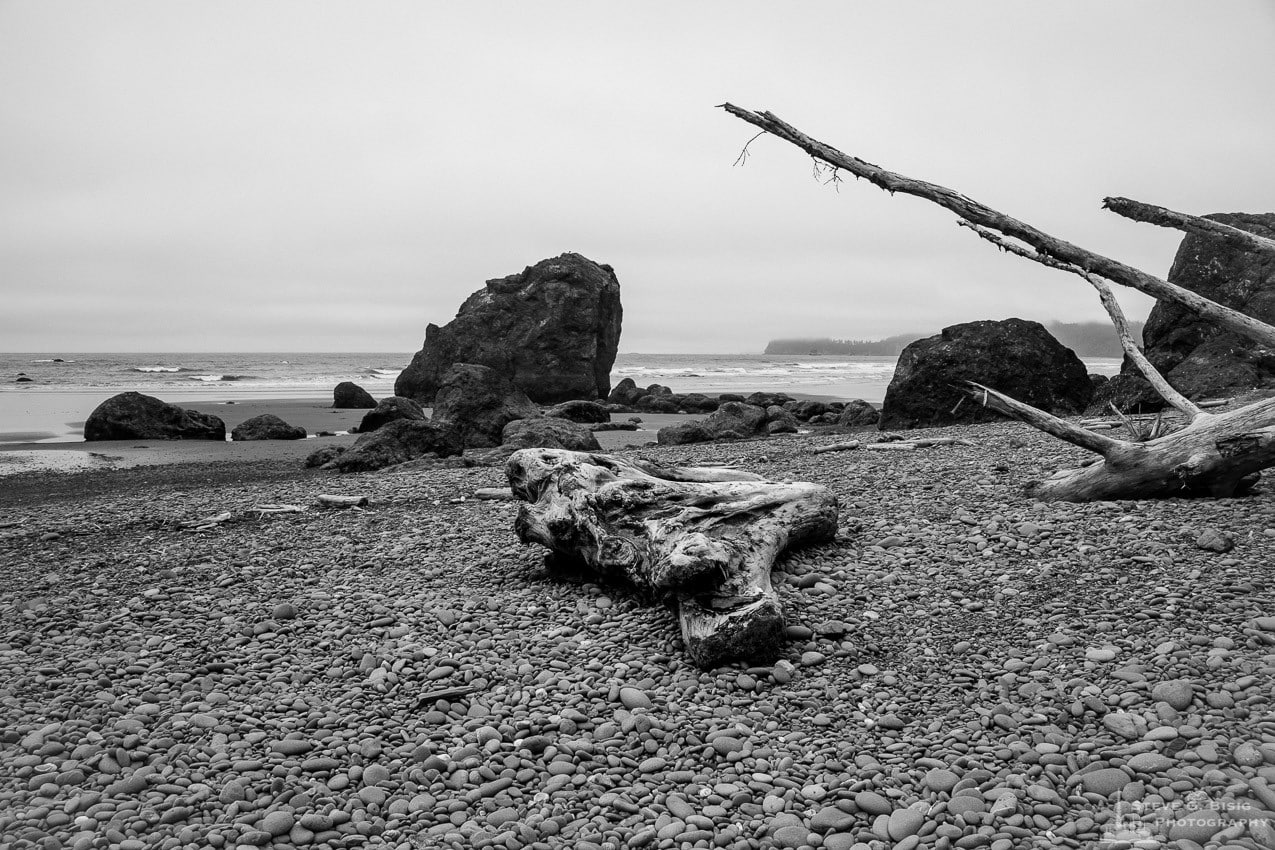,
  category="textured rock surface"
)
[316,419,462,472]
[657,402,768,446]
[545,400,610,424]
[332,381,376,409]
[84,392,226,441]
[837,399,880,427]
[356,396,426,434]
[430,364,539,448]
[230,414,307,441]
[880,319,1093,429]
[396,253,623,404]
[501,418,601,452]
[1096,212,1275,411]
